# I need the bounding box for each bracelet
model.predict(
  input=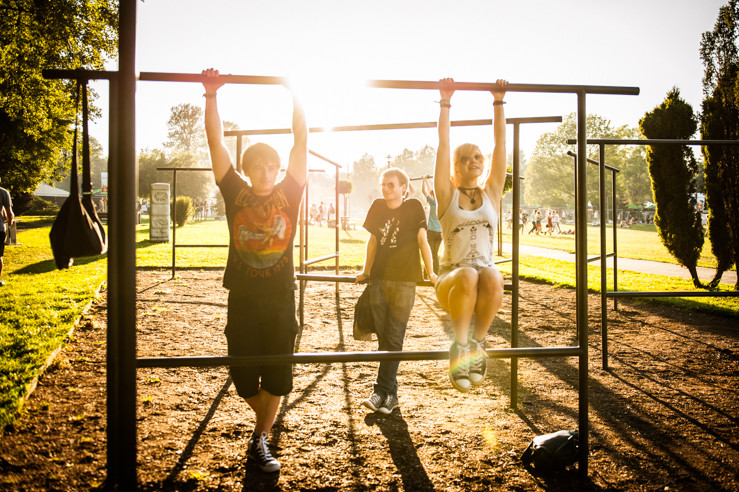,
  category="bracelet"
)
[203,92,217,99]
[439,98,451,108]
[493,100,506,106]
